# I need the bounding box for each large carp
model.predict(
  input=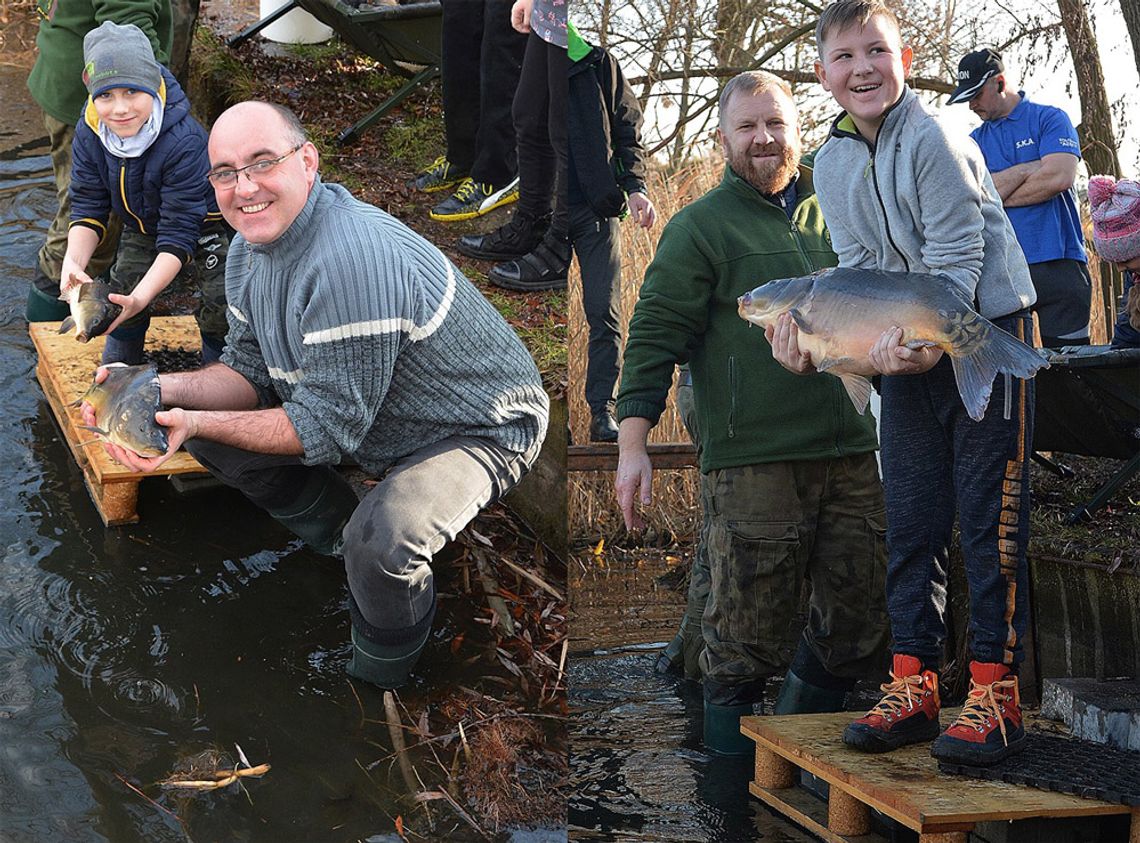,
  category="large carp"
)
[59,280,120,342]
[71,364,169,457]
[737,267,1049,421]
